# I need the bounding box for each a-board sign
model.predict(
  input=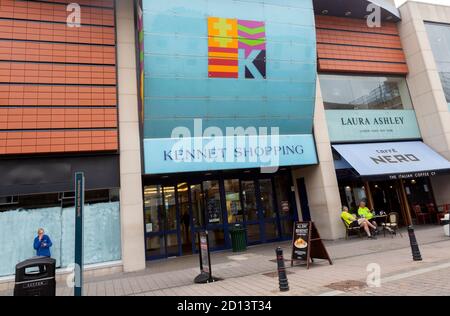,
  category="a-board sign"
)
[194,231,213,283]
[292,222,309,261]
[291,221,333,269]
[199,232,211,275]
